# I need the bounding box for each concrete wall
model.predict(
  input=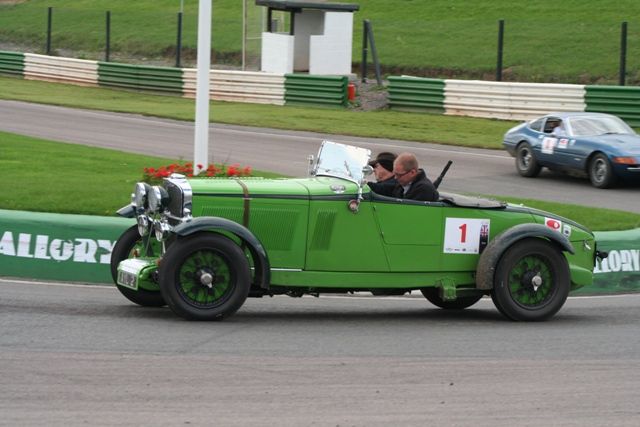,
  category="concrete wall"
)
[309,12,354,75]
[293,10,325,72]
[261,32,294,74]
